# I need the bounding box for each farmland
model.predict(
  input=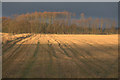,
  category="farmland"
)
[2,33,118,78]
